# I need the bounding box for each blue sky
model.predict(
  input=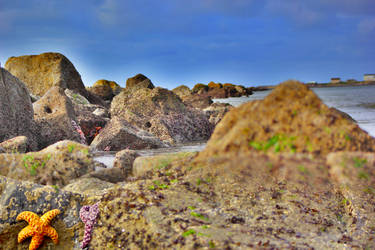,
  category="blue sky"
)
[1,0,374,89]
